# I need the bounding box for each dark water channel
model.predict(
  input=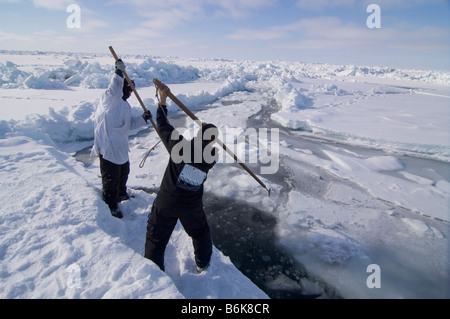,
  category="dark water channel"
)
[203,193,325,299]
